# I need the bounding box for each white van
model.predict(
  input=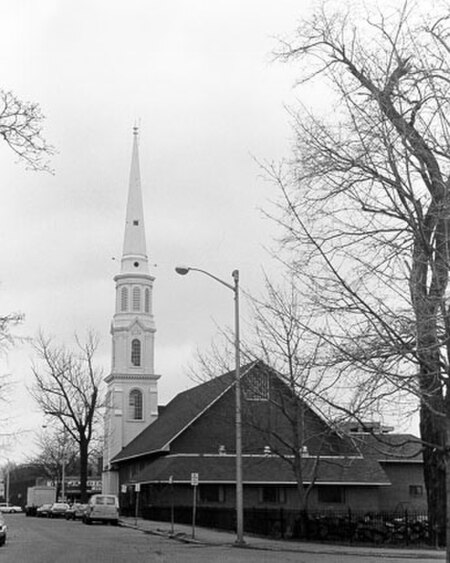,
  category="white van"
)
[83,494,119,525]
